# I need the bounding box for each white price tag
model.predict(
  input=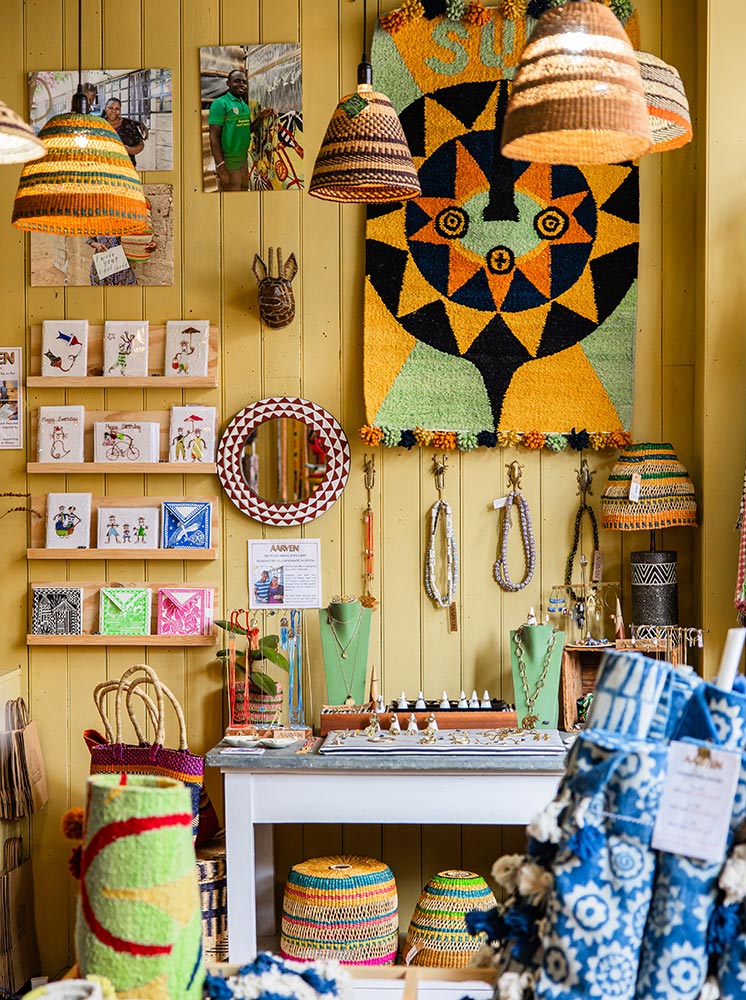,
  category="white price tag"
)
[92,244,130,280]
[492,497,508,510]
[651,740,740,863]
[629,472,642,503]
